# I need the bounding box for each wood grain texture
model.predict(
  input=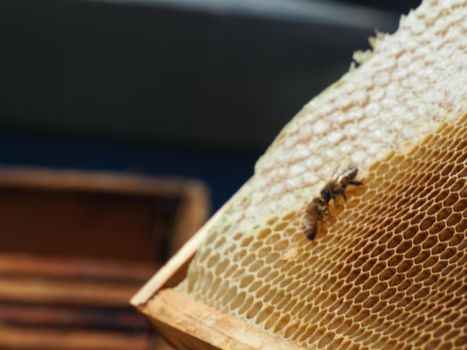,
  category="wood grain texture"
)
[0,277,140,307]
[0,253,167,349]
[0,253,155,282]
[141,289,302,350]
[0,327,153,350]
[0,303,149,330]
[0,168,199,349]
